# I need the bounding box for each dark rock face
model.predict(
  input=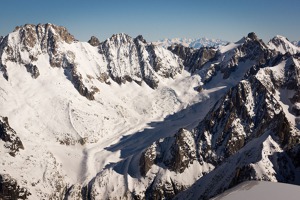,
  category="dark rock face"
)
[70,66,97,101]
[88,36,100,46]
[0,174,31,200]
[140,128,196,176]
[0,36,9,80]
[138,129,197,199]
[0,117,24,157]
[168,44,217,72]
[0,64,8,80]
[135,35,147,44]
[24,63,40,78]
